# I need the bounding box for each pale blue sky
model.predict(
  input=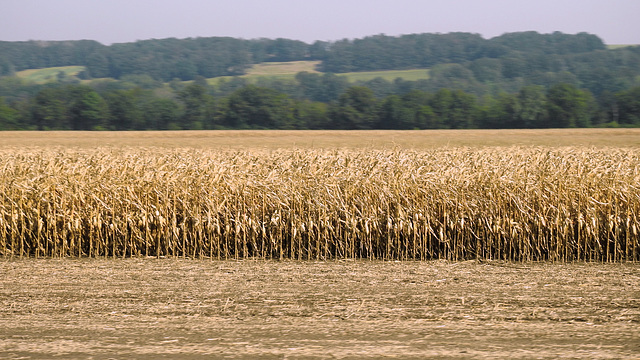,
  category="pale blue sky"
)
[2,0,639,45]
